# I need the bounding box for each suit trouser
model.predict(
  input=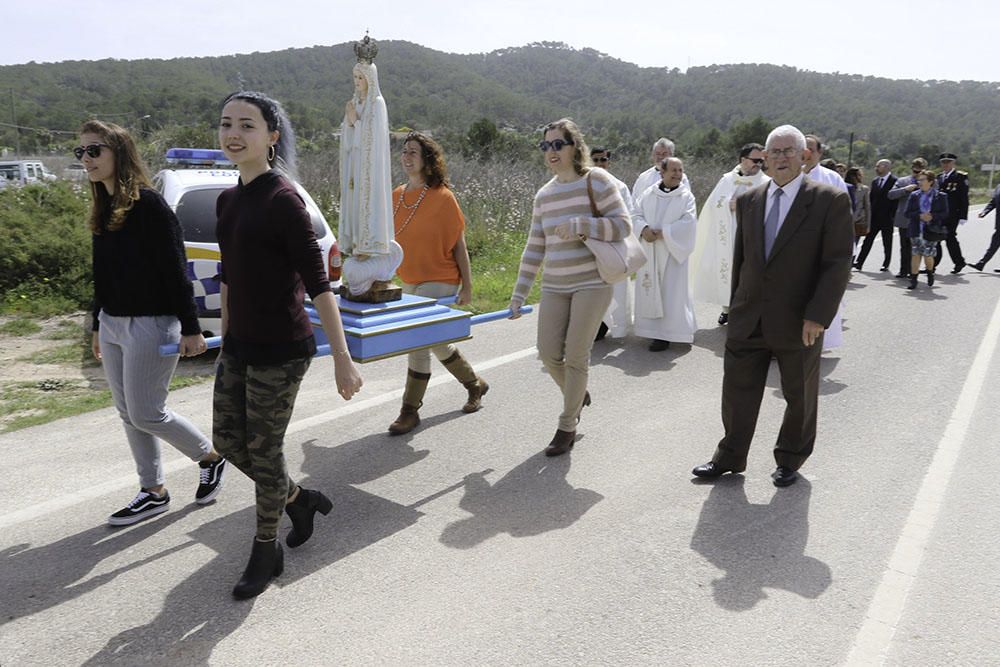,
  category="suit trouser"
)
[855,219,893,268]
[537,286,613,432]
[213,351,309,541]
[934,219,964,267]
[897,230,912,273]
[712,324,822,471]
[976,215,1000,265]
[99,313,211,489]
